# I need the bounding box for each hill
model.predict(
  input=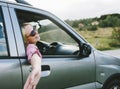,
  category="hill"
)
[65,13,120,50]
